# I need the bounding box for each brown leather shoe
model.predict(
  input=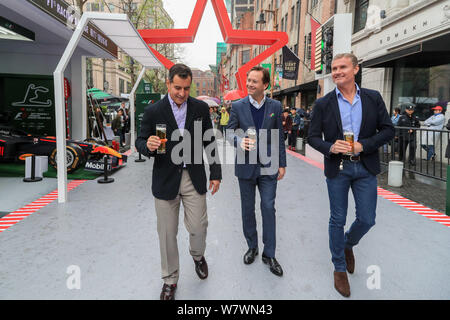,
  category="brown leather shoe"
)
[345,248,355,274]
[334,271,351,297]
[194,256,208,280]
[160,283,177,300]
